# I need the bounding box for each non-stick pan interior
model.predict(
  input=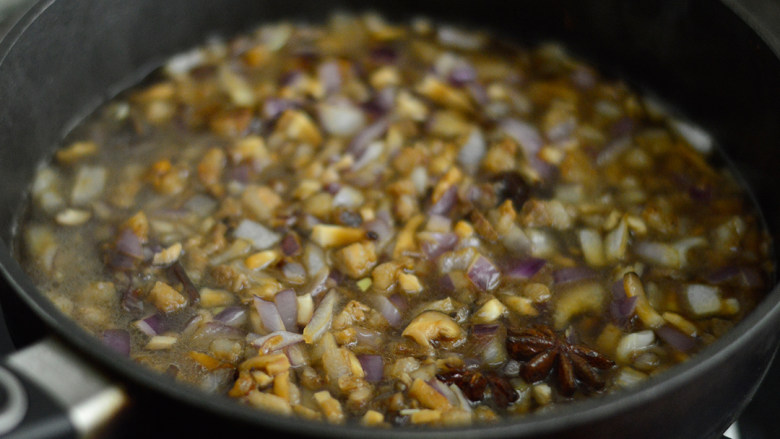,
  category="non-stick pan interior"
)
[0,1,778,438]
